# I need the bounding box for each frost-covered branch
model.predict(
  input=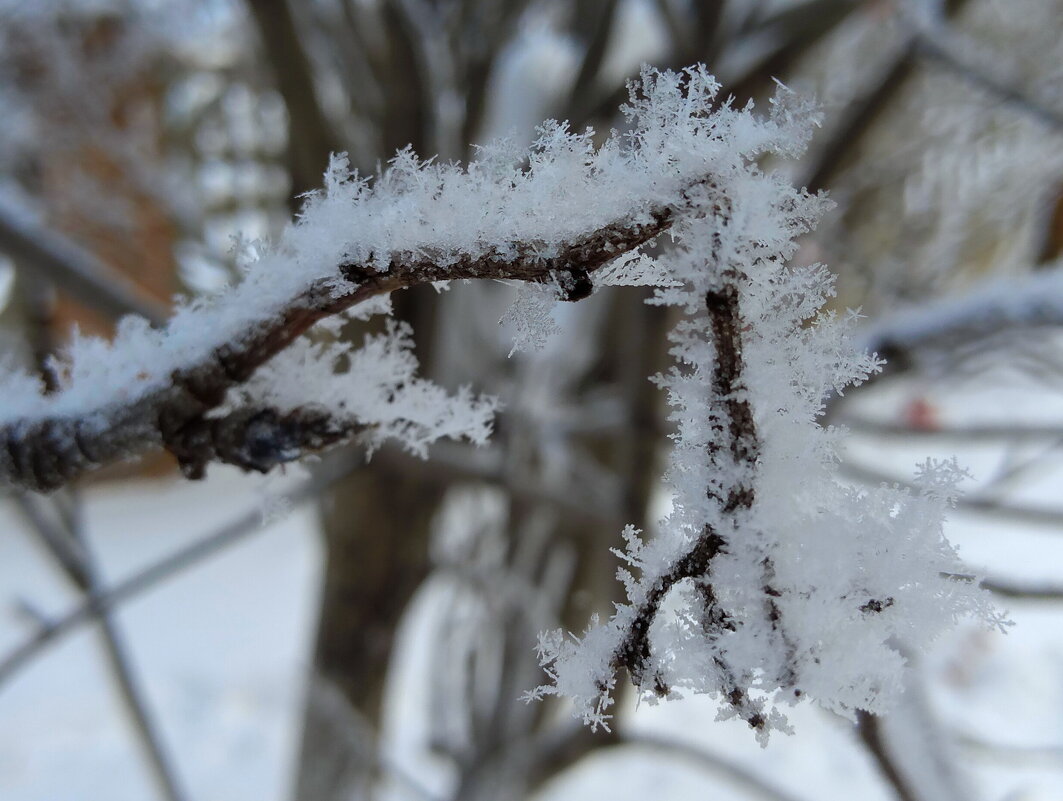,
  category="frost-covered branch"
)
[608,269,774,732]
[859,263,1063,367]
[1,65,999,747]
[527,67,999,742]
[0,111,692,491]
